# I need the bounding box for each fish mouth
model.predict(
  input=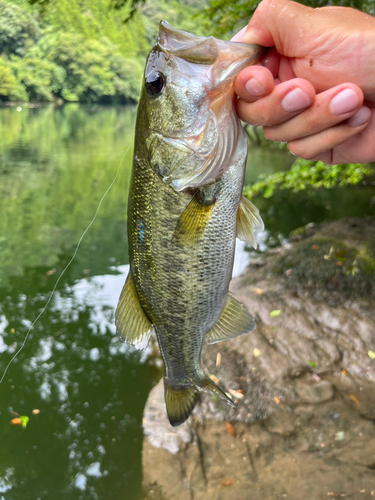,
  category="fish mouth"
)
[157,21,266,94]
